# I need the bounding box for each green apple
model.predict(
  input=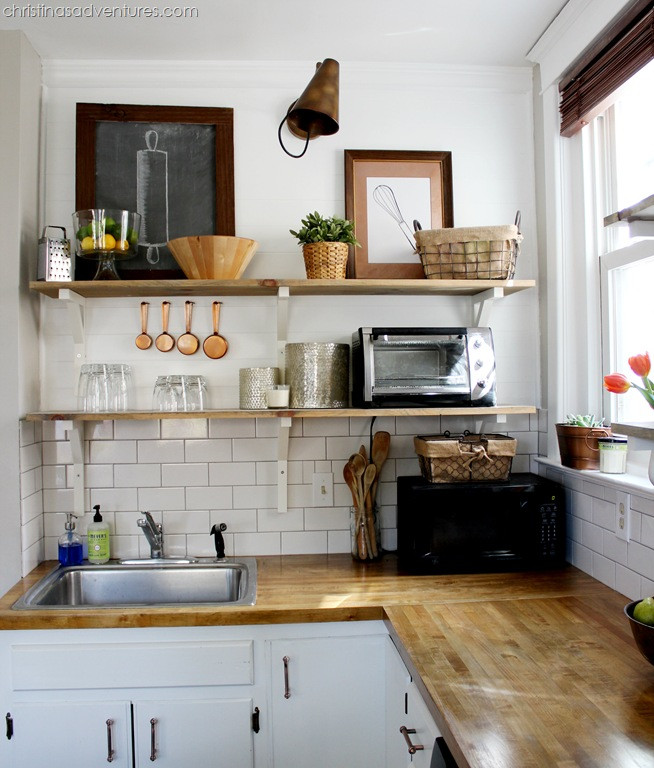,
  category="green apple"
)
[633,596,654,626]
